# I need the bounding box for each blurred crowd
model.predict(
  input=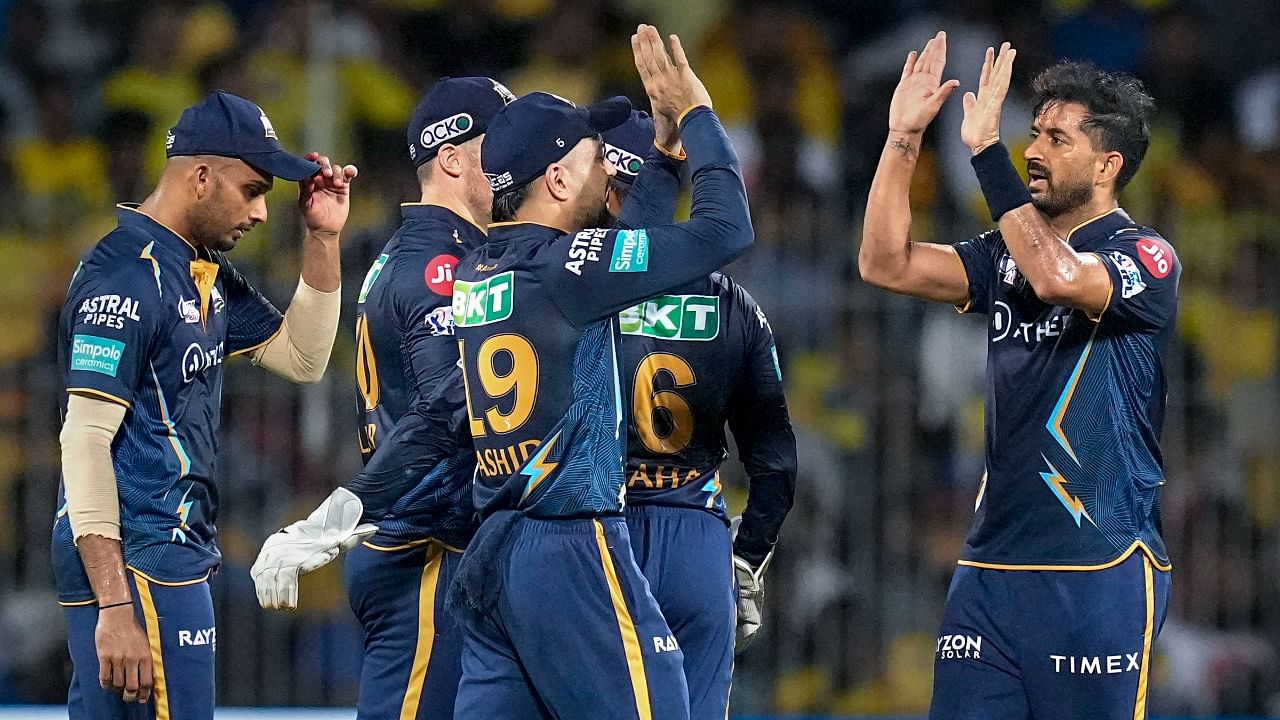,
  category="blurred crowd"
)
[0,0,1278,715]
